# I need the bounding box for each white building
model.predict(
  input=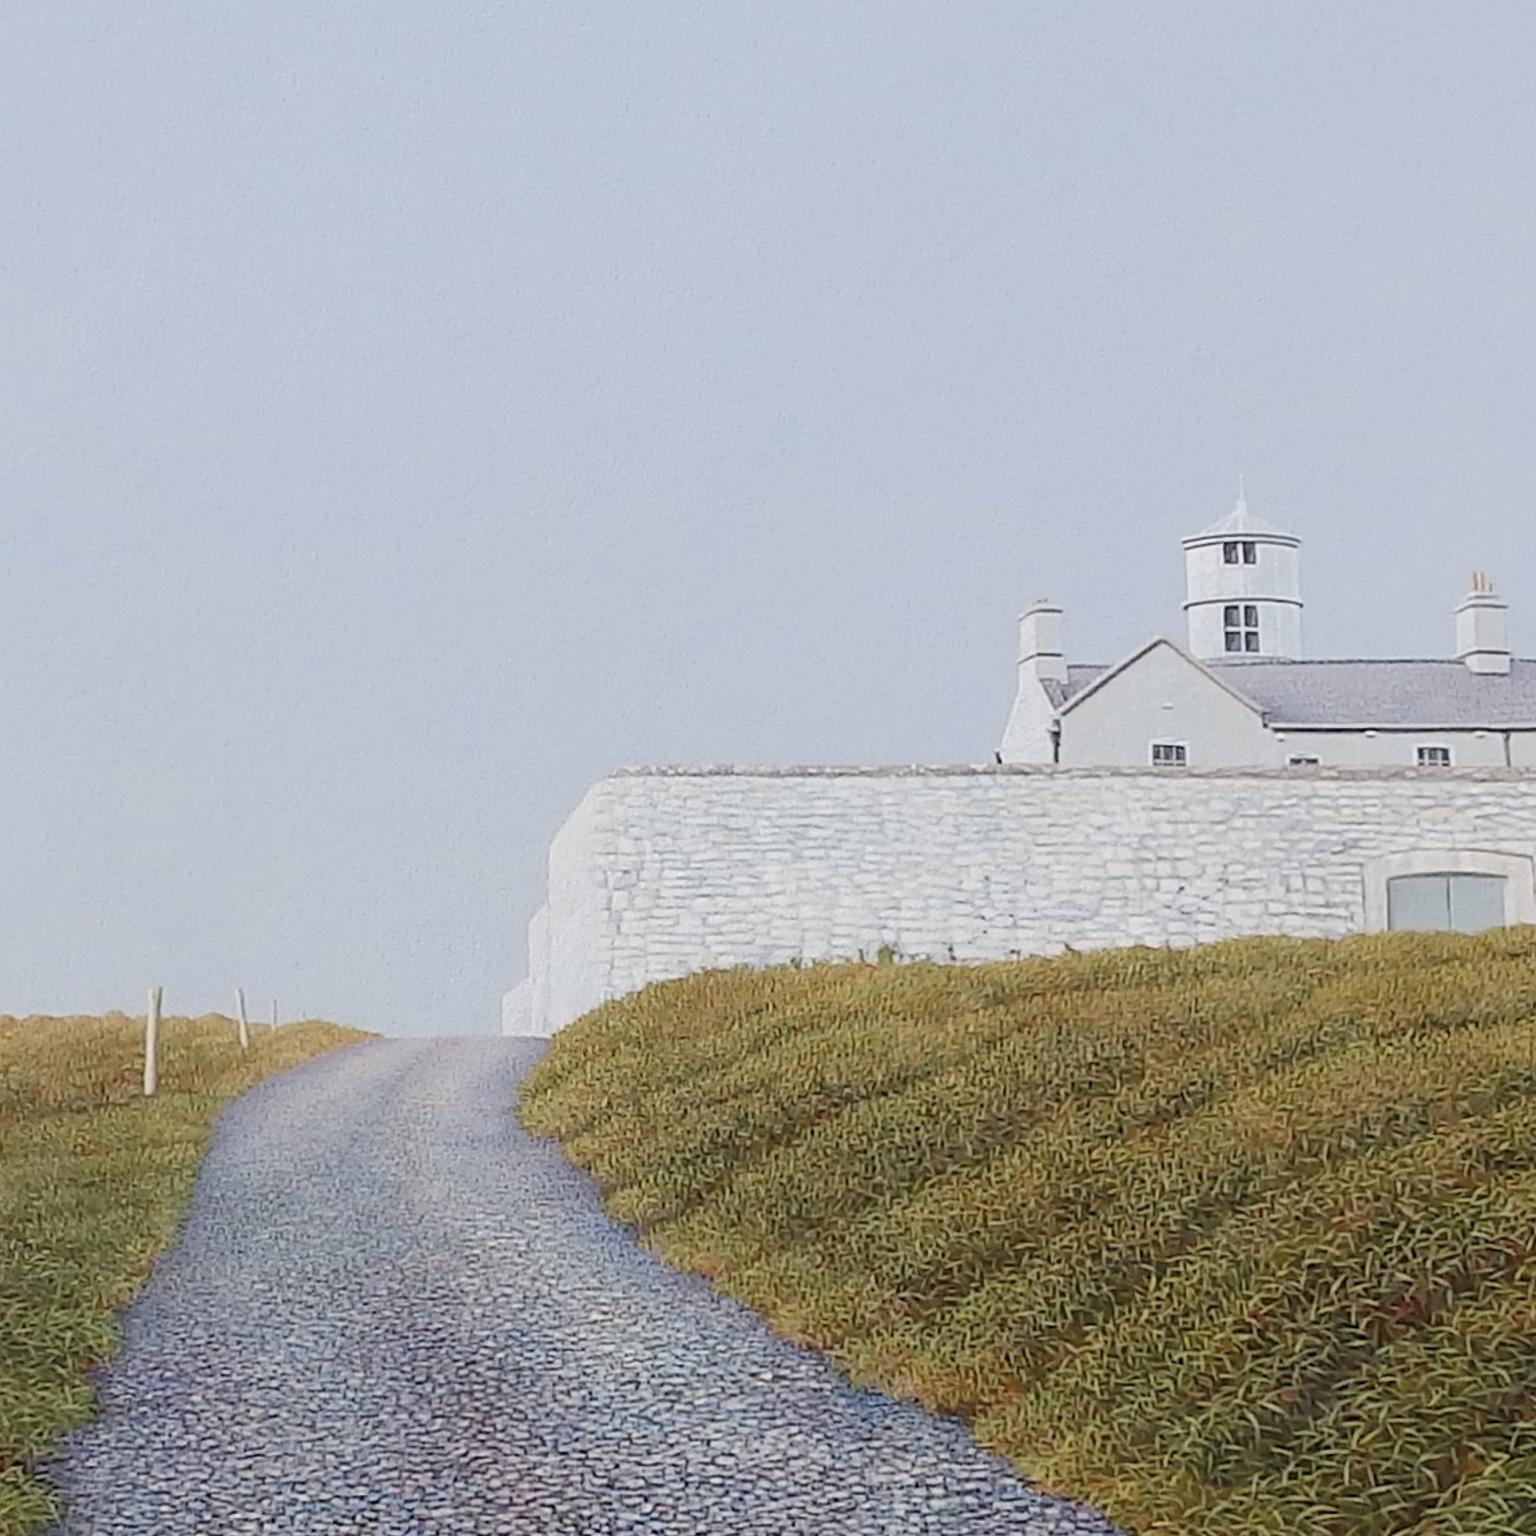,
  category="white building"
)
[504,494,1536,1036]
[999,493,1531,772]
